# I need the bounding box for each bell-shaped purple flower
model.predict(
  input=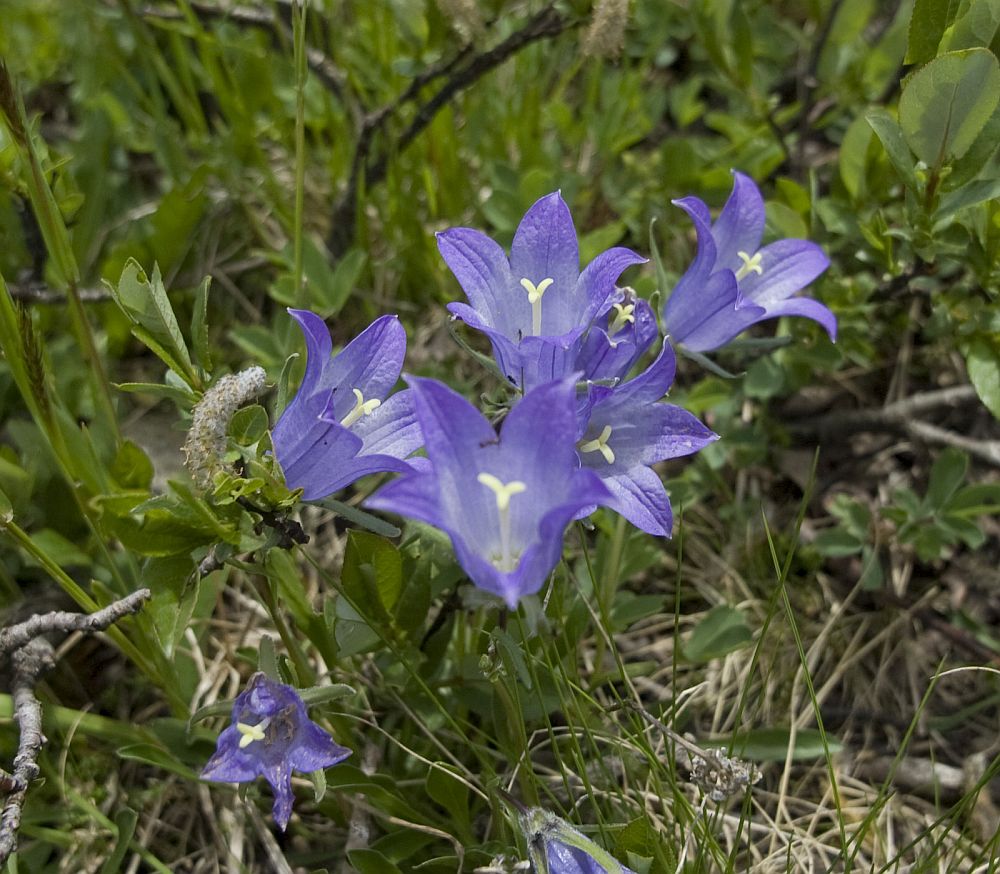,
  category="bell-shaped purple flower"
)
[577,342,717,536]
[576,287,658,383]
[201,672,352,830]
[438,192,645,390]
[662,171,835,352]
[365,375,611,608]
[272,309,423,500]
[521,808,637,874]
